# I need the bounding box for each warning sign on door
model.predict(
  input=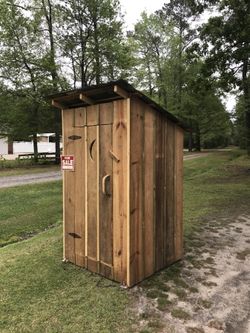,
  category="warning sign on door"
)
[61,155,75,171]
